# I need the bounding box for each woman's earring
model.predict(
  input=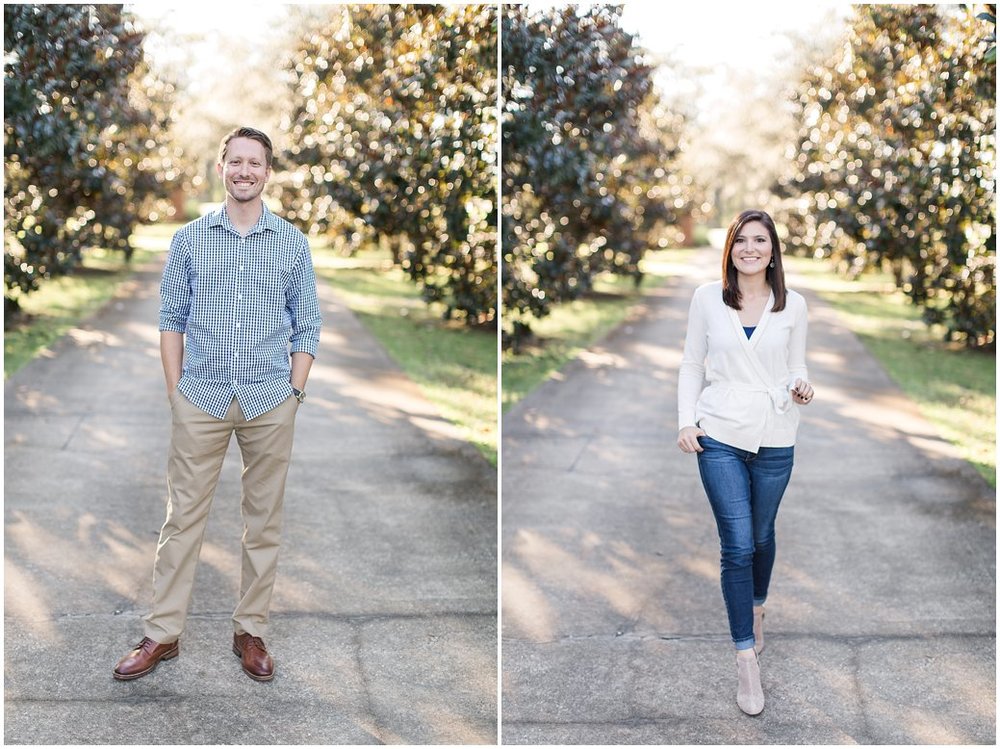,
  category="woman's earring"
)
[769,258,775,268]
